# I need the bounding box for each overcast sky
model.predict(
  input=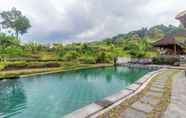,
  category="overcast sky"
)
[0,0,185,44]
